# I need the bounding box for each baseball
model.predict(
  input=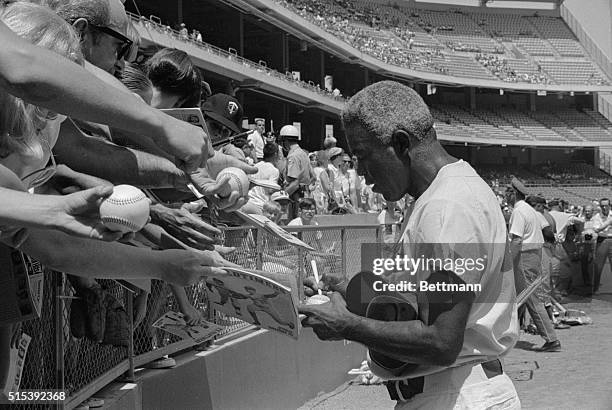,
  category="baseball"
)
[99,185,150,233]
[215,167,250,199]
